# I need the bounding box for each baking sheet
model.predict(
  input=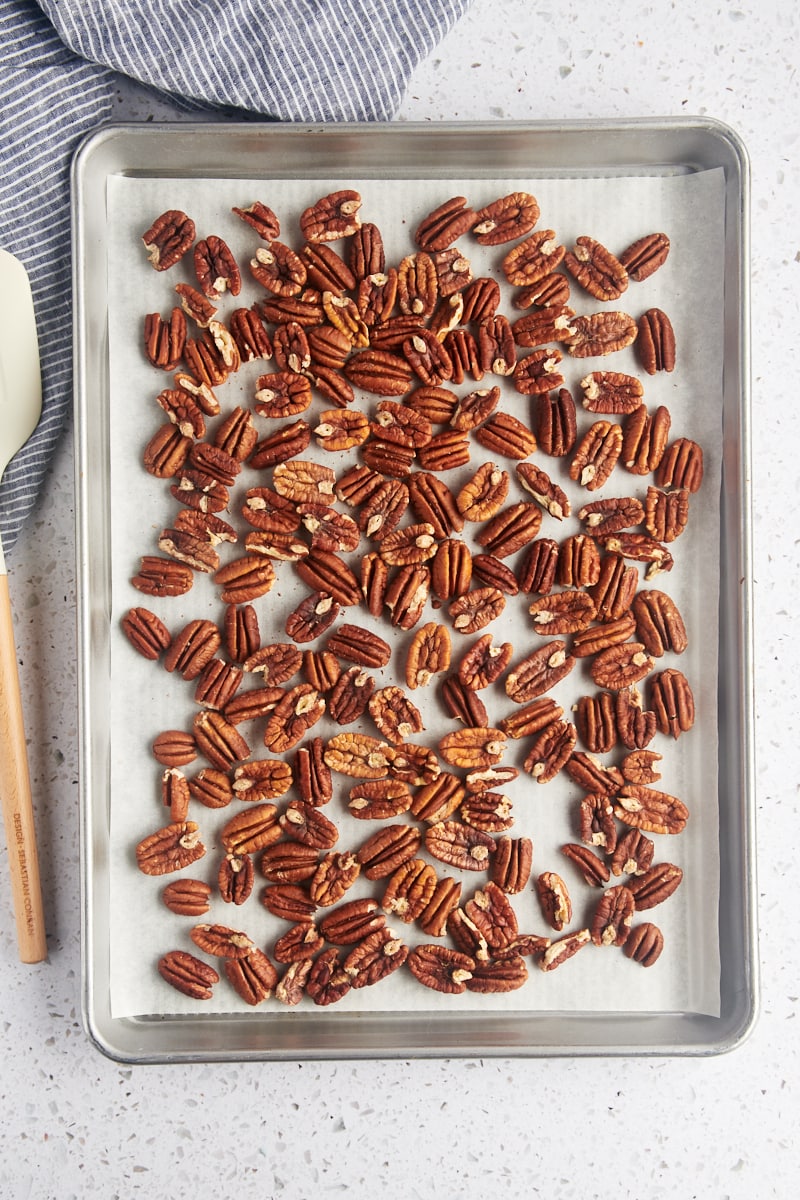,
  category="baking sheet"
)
[103,167,724,1020]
